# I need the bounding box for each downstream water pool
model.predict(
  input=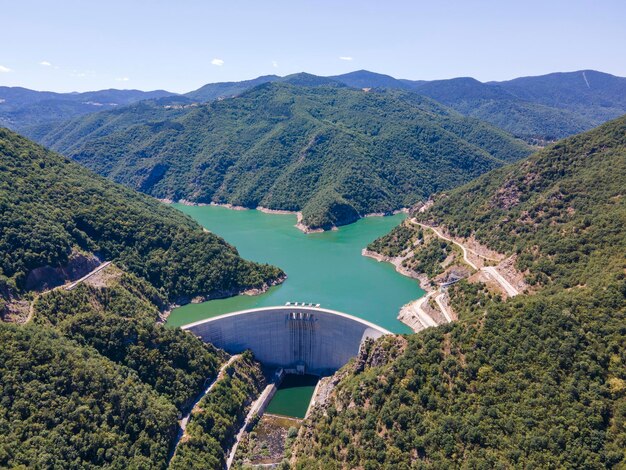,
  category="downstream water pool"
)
[265,374,319,419]
[166,205,422,333]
